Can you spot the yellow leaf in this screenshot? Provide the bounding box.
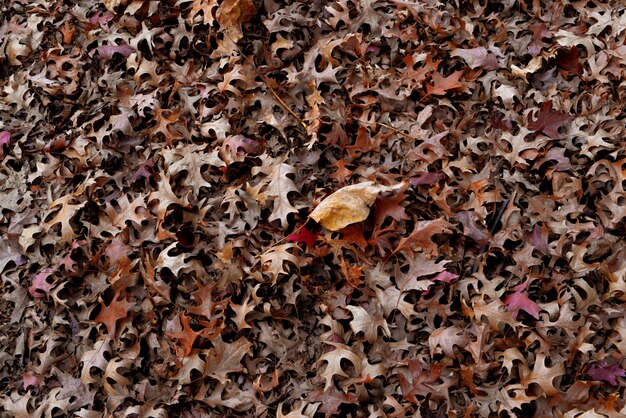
[309,182,402,231]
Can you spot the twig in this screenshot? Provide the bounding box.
[223,31,308,129]
[253,218,311,260]
[377,122,423,142]
[472,196,510,274]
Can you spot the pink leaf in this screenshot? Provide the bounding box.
[0,131,11,159]
[105,240,132,265]
[410,172,445,187]
[94,44,134,60]
[130,159,155,184]
[222,135,262,162]
[22,372,40,390]
[504,290,540,319]
[451,47,489,69]
[432,271,459,283]
[588,362,625,386]
[89,11,114,26]
[29,268,56,298]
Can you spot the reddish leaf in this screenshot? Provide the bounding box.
[286,225,319,247]
[393,218,454,257]
[588,362,626,386]
[555,46,582,75]
[374,192,409,229]
[89,11,114,27]
[166,313,202,357]
[458,211,490,245]
[22,371,40,390]
[328,159,353,183]
[217,0,257,27]
[427,70,463,96]
[94,289,133,337]
[528,23,552,56]
[94,44,134,60]
[29,269,56,298]
[432,270,459,283]
[308,386,358,415]
[130,159,154,184]
[410,172,445,187]
[527,101,573,139]
[341,224,368,250]
[0,131,11,159]
[504,289,540,320]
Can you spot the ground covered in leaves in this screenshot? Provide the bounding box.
[1,0,626,416]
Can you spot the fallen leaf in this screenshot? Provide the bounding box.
[503,286,540,320]
[94,289,133,337]
[0,130,11,159]
[427,70,463,96]
[286,225,319,247]
[29,269,56,298]
[527,101,573,139]
[216,0,256,27]
[93,44,135,60]
[451,47,489,69]
[588,362,626,386]
[555,46,582,75]
[310,182,403,231]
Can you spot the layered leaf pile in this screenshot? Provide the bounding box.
[1,0,626,416]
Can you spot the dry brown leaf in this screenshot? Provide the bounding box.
[216,0,256,27]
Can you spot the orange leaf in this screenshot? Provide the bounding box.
[427,70,464,96]
[166,313,202,357]
[95,290,133,337]
[216,0,256,27]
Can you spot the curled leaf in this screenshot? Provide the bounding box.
[217,0,256,27]
[309,182,402,231]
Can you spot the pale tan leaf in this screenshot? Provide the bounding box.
[310,182,402,231]
[317,342,362,391]
[346,304,390,343]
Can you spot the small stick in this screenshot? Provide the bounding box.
[377,122,423,142]
[223,31,308,129]
[472,196,510,274]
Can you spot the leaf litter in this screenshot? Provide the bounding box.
[1,0,626,416]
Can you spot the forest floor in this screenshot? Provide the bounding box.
[1,0,626,417]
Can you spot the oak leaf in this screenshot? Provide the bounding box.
[286,225,319,247]
[94,289,133,337]
[166,313,202,357]
[520,354,565,396]
[29,269,56,298]
[205,336,252,384]
[426,70,463,96]
[588,362,625,386]
[45,195,86,244]
[429,325,469,357]
[260,243,301,283]
[527,101,573,139]
[0,130,11,159]
[308,386,358,416]
[392,218,453,257]
[374,192,409,230]
[217,0,256,27]
[317,342,362,391]
[251,157,301,228]
[346,304,390,343]
[451,47,489,69]
[503,281,541,320]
